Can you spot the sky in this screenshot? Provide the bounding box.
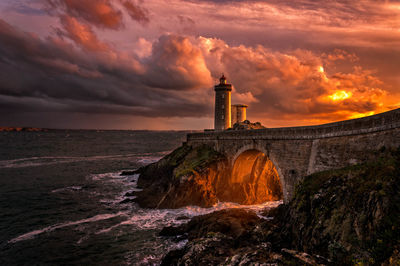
[0,0,399,130]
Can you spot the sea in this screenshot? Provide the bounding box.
[0,130,281,265]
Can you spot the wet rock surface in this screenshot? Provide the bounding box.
[160,148,400,265]
[133,144,284,208]
[160,209,324,265]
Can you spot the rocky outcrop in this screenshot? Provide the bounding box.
[230,120,266,130]
[132,144,284,208]
[160,148,400,265]
[132,144,229,208]
[275,147,400,264]
[160,209,328,265]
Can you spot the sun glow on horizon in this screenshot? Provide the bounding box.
[328,90,352,101]
[349,111,375,119]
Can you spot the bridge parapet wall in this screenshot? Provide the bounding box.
[187,108,400,142]
[185,108,400,203]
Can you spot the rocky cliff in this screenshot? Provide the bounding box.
[132,144,229,208]
[160,148,400,265]
[274,147,400,264]
[132,144,283,208]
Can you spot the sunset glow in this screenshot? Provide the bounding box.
[328,91,352,101]
[349,111,376,119]
[0,0,399,129]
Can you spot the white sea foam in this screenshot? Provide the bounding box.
[51,186,83,193]
[10,166,282,253]
[137,156,163,164]
[8,212,126,244]
[91,170,283,235]
[96,200,283,234]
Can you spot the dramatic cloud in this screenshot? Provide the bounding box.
[196,37,388,124]
[46,0,150,29]
[144,35,212,90]
[46,0,124,29]
[0,19,212,122]
[122,0,149,24]
[0,0,399,129]
[58,15,110,51]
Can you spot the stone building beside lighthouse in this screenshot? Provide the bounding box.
[231,104,248,126]
[214,75,248,131]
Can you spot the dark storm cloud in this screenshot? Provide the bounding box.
[0,20,212,118]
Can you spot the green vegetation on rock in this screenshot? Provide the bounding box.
[286,147,400,264]
[173,145,222,179]
[133,144,227,208]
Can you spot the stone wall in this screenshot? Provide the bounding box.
[186,108,400,202]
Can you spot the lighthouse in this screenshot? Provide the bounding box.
[214,75,232,130]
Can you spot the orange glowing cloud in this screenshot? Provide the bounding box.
[195,36,390,126]
[327,90,352,101]
[60,16,109,51]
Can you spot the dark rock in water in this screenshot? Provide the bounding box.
[119,198,136,204]
[161,209,271,265]
[160,209,260,239]
[161,208,321,265]
[183,208,261,240]
[159,225,186,237]
[176,215,190,220]
[124,191,136,197]
[120,170,139,176]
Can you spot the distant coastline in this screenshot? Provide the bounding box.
[0,127,49,132]
[0,127,200,132]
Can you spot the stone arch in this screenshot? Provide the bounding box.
[227,144,287,203]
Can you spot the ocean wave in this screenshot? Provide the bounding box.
[137,156,163,165]
[91,170,282,234]
[8,212,126,244]
[96,200,283,234]
[0,153,165,169]
[51,186,83,193]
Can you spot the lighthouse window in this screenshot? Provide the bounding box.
[222,94,225,98]
[222,105,224,109]
[221,115,224,119]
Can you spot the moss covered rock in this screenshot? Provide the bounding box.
[133,144,228,208]
[277,148,400,264]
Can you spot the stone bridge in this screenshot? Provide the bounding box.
[186,108,400,202]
